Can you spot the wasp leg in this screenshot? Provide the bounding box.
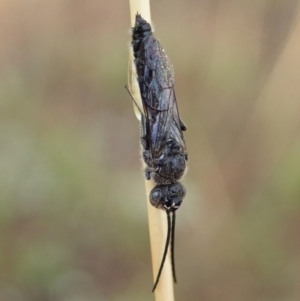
[179,118,187,131]
[139,113,148,150]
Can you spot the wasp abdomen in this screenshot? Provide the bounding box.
[132,14,152,58]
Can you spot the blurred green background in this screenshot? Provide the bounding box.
[1,0,300,300]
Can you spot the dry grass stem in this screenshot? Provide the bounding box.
[128,1,175,300]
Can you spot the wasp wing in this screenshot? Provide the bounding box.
[135,33,176,164]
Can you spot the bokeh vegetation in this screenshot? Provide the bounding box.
[1,1,300,300]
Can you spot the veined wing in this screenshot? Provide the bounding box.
[135,33,176,162]
[169,90,187,154]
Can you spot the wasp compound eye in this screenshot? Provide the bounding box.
[150,187,163,208]
[168,182,186,199]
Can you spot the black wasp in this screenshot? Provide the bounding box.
[130,14,188,292]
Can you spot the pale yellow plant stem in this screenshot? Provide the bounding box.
[128,1,175,300]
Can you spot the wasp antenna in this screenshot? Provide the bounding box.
[152,211,172,292]
[170,211,177,283]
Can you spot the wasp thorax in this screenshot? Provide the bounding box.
[154,154,186,184]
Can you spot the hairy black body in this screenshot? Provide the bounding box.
[131,14,188,292]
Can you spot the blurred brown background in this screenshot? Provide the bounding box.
[1,0,300,300]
